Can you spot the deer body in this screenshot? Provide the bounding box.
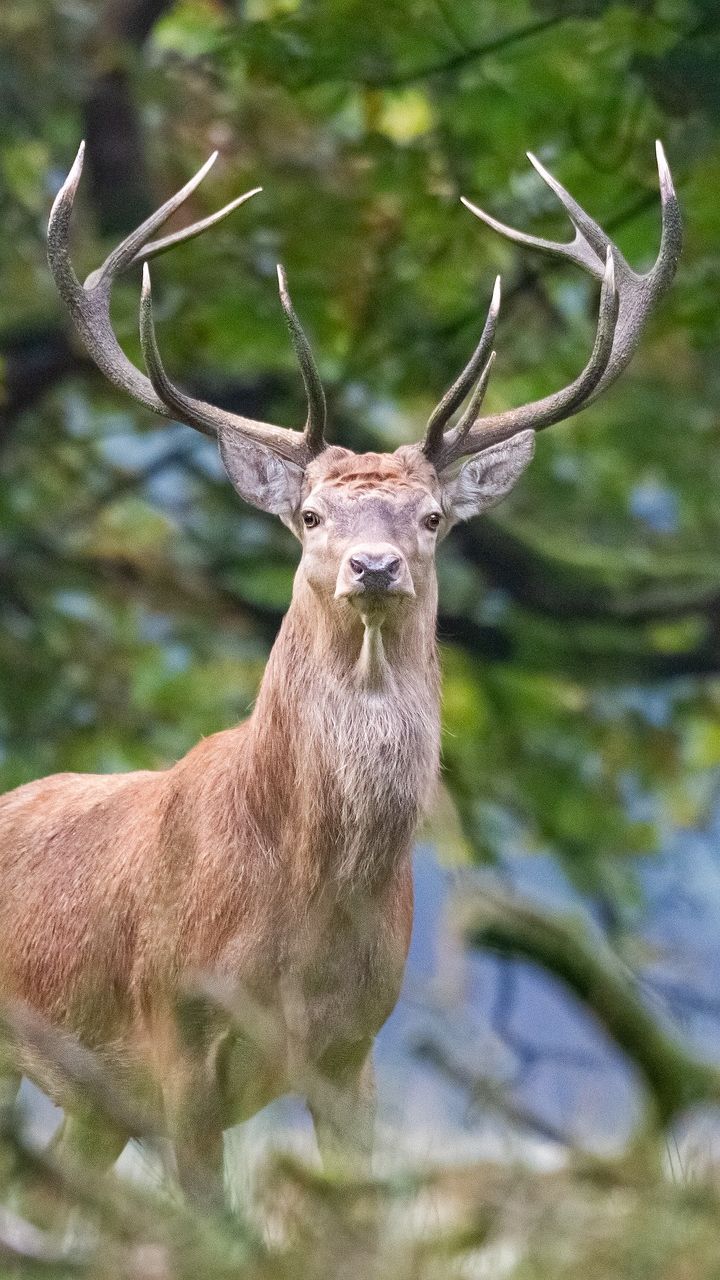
[1,449,445,1188]
[0,141,679,1198]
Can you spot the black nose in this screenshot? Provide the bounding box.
[349,552,401,591]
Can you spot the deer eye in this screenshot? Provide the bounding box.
[302,510,321,529]
[424,512,442,532]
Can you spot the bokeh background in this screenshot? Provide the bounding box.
[2,0,720,1274]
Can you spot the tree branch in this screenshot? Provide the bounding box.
[0,1204,88,1272]
[357,15,566,88]
[457,884,720,1125]
[453,520,720,626]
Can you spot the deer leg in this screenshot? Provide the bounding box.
[162,1043,227,1208]
[0,1069,20,1114]
[170,1107,225,1210]
[307,1042,376,1174]
[161,1047,226,1208]
[307,1049,380,1270]
[145,990,230,1208]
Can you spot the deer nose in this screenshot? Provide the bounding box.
[348,552,402,591]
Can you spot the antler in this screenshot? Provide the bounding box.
[422,142,681,472]
[48,143,327,467]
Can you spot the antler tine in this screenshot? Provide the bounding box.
[46,142,87,299]
[651,140,683,296]
[525,150,614,271]
[140,265,311,463]
[423,275,500,460]
[460,154,614,282]
[48,142,164,417]
[133,186,262,269]
[437,248,619,471]
[453,350,496,444]
[460,194,593,274]
[428,143,680,473]
[524,144,680,299]
[48,143,261,422]
[90,150,222,287]
[276,265,327,456]
[49,143,324,466]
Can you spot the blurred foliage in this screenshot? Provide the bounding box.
[1,0,720,1273]
[4,1032,720,1279]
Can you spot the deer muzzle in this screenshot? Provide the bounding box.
[335,544,415,605]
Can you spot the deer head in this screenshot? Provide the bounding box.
[48,144,681,633]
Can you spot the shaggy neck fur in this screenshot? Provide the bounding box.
[245,573,441,892]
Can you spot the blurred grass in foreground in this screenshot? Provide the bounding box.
[4,879,720,1279]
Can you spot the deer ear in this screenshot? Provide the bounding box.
[441,430,535,523]
[218,428,305,519]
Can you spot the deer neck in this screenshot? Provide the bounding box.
[246,577,441,888]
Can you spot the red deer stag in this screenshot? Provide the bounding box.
[0,143,680,1201]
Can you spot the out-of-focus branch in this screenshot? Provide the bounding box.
[353,16,566,87]
[0,1204,89,1271]
[453,520,720,626]
[413,1033,574,1148]
[457,884,720,1125]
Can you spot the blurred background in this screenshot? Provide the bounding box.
[1,0,720,1273]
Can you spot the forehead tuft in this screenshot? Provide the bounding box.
[306,446,438,497]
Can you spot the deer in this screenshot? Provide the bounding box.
[0,142,680,1203]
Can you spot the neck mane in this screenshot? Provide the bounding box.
[245,576,441,890]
